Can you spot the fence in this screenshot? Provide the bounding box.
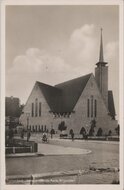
[6,139,38,154]
[6,146,31,154]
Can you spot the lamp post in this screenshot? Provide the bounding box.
[50,122,53,139]
[26,113,30,132]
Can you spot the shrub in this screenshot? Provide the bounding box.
[80,127,86,138]
[96,128,103,136]
[58,121,67,132]
[89,119,96,136]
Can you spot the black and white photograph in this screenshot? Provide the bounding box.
[0,0,124,189]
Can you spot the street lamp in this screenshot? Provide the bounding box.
[26,113,30,131]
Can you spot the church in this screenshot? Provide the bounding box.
[20,30,118,136]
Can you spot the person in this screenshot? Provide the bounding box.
[85,133,88,140]
[8,128,14,140]
[27,130,31,142]
[50,128,55,139]
[71,132,74,141]
[42,132,48,142]
[20,129,24,139]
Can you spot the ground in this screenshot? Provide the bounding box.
[6,134,119,184]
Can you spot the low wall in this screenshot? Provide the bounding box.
[61,136,119,141]
[6,139,38,154]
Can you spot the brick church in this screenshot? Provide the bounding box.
[20,30,118,136]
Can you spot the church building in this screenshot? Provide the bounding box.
[20,30,118,136]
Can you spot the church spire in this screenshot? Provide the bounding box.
[96,28,107,66]
[99,28,104,62]
[95,28,108,108]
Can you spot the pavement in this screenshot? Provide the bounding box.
[6,136,119,184]
[6,136,92,157]
[52,138,119,144]
[32,136,118,155]
[6,144,91,157]
[37,142,91,155]
[6,152,43,158]
[9,135,118,157]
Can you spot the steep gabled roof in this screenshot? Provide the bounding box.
[55,73,92,112]
[35,76,116,117]
[37,73,92,113]
[108,90,116,119]
[36,81,62,112]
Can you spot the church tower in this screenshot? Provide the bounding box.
[95,29,108,108]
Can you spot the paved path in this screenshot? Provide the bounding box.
[6,138,119,184]
[30,135,119,145]
[53,139,119,145]
[38,143,91,155]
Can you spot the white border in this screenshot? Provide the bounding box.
[0,0,123,5]
[119,1,124,189]
[0,0,123,190]
[1,0,6,189]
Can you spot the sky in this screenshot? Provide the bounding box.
[5,5,119,119]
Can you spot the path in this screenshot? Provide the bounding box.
[38,143,91,155]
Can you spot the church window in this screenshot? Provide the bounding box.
[87,99,90,117]
[39,102,42,116]
[31,103,34,117]
[94,99,97,117]
[91,96,93,117]
[35,98,38,117]
[41,125,43,132]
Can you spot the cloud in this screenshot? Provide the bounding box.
[105,41,119,89]
[65,24,98,75]
[105,41,119,118]
[105,41,119,61]
[9,48,73,75]
[6,48,79,103]
[6,24,119,110]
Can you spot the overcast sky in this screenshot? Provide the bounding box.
[5,5,119,119]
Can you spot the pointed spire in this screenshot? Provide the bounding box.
[99,28,104,62]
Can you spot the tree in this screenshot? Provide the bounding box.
[88,119,96,136]
[80,127,86,138]
[96,128,103,136]
[58,121,67,132]
[115,124,120,136]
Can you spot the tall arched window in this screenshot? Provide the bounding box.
[35,125,37,132]
[39,102,42,116]
[91,96,93,117]
[41,125,43,132]
[87,99,90,117]
[31,103,34,117]
[35,98,38,117]
[94,99,97,117]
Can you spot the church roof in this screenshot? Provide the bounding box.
[36,75,116,118]
[108,91,116,118]
[36,82,62,113]
[55,73,92,113]
[37,73,92,113]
